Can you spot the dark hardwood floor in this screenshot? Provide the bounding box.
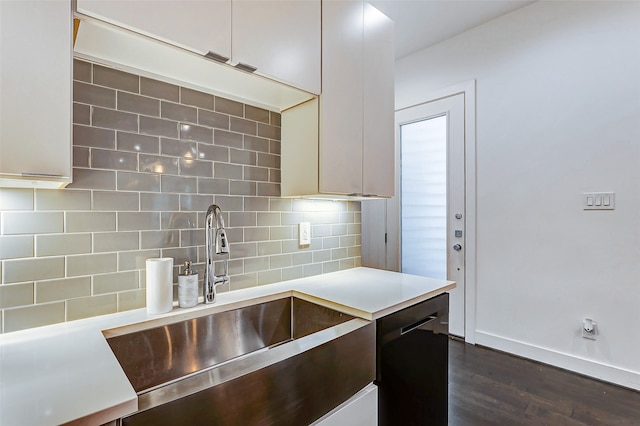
[448,338,640,425]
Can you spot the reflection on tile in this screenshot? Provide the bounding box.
[230,117,257,135]
[66,212,116,232]
[93,191,139,211]
[74,59,92,82]
[141,193,179,211]
[118,212,160,231]
[74,81,115,108]
[92,149,138,171]
[197,178,228,195]
[94,231,139,252]
[214,129,242,148]
[140,116,179,138]
[0,236,33,259]
[179,158,213,177]
[162,101,197,123]
[141,230,180,249]
[93,271,138,294]
[282,266,304,282]
[67,253,117,276]
[161,137,198,158]
[244,197,269,212]
[69,168,116,190]
[161,175,197,193]
[257,241,281,256]
[2,212,63,235]
[257,182,280,197]
[0,283,34,309]
[182,87,214,109]
[258,269,281,285]
[117,171,161,192]
[3,257,65,283]
[197,143,228,162]
[180,194,214,212]
[94,65,139,92]
[244,166,269,182]
[139,155,179,175]
[92,107,138,132]
[229,273,257,291]
[67,294,117,321]
[118,249,160,271]
[230,181,255,196]
[73,147,90,168]
[180,123,213,143]
[245,105,270,124]
[214,163,242,180]
[118,132,159,154]
[161,212,197,229]
[141,77,179,102]
[258,123,281,140]
[199,110,229,129]
[73,125,115,149]
[36,277,91,303]
[36,233,91,256]
[118,92,159,116]
[3,302,65,332]
[118,289,146,311]
[215,97,243,117]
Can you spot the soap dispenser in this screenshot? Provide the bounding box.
[178,261,198,308]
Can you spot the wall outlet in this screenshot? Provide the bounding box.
[582,318,597,340]
[299,222,311,246]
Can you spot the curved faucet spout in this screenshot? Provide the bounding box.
[204,204,229,304]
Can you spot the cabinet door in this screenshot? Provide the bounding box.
[76,0,231,59]
[362,4,395,197]
[0,0,72,186]
[320,0,364,196]
[232,0,320,94]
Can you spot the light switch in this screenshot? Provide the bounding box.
[299,222,311,246]
[583,192,615,210]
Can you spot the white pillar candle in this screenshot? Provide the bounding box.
[146,257,174,314]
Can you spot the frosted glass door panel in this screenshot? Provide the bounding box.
[401,115,447,279]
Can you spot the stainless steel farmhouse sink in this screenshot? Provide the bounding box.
[104,296,375,425]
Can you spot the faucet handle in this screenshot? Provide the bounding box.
[215,229,229,255]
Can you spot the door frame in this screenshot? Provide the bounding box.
[390,80,477,344]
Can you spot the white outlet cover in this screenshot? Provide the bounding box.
[299,222,311,245]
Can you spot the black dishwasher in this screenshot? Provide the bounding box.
[376,293,449,426]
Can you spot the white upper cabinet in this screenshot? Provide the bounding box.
[282,1,395,198]
[75,0,320,94]
[232,0,321,94]
[0,0,72,188]
[362,3,395,197]
[76,0,232,60]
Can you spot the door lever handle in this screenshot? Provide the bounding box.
[453,244,462,251]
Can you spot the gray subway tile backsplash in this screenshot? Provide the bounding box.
[0,59,361,333]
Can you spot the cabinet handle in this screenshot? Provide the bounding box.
[234,62,257,73]
[204,51,230,64]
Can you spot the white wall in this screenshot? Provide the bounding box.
[396,1,640,389]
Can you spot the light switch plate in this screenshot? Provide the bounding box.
[299,222,311,246]
[583,192,615,210]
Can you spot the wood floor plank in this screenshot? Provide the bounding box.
[448,339,640,425]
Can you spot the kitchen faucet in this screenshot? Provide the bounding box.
[204,204,229,304]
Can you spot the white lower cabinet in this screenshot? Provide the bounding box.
[312,383,378,426]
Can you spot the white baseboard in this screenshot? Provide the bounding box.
[474,331,640,391]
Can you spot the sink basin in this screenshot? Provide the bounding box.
[104,296,375,425]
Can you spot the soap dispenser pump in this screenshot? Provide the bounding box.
[178,260,198,308]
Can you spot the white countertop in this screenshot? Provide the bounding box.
[0,267,454,425]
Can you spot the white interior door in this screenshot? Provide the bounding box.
[396,94,466,337]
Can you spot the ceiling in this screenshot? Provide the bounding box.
[369,0,536,59]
